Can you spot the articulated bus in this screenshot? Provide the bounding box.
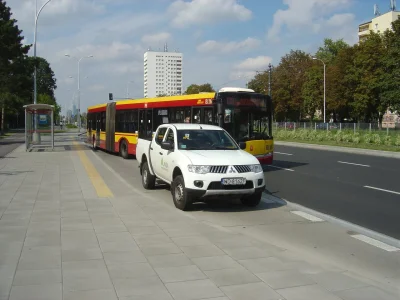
[86,87,273,164]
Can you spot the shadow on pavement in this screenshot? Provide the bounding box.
[0,140,24,146]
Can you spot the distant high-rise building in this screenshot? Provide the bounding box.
[66,110,72,124]
[144,44,183,98]
[72,104,77,117]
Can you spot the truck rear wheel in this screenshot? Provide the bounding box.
[141,162,155,189]
[171,175,192,211]
[241,192,262,207]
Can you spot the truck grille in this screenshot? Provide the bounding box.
[234,165,251,173]
[209,166,228,173]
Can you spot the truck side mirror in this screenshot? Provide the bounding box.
[239,142,246,150]
[161,141,174,151]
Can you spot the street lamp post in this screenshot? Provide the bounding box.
[65,54,93,132]
[312,57,326,123]
[268,63,272,97]
[32,0,53,142]
[126,81,134,99]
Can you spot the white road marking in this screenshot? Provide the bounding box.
[275,152,293,156]
[364,186,400,195]
[338,161,370,167]
[267,165,295,172]
[291,211,324,222]
[351,234,399,252]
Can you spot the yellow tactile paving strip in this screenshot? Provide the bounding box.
[73,142,113,198]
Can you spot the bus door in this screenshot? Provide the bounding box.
[95,113,101,147]
[191,107,214,124]
[105,102,116,152]
[138,109,153,140]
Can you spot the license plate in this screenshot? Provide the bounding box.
[221,178,246,185]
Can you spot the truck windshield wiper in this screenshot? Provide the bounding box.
[212,146,237,150]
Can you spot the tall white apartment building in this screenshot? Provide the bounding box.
[144,45,183,98]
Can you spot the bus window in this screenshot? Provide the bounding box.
[204,108,213,124]
[192,108,201,123]
[146,109,153,135]
[224,109,232,123]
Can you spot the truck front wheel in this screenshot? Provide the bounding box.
[171,175,192,211]
[141,162,156,189]
[241,192,262,207]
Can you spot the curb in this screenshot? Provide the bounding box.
[275,141,400,159]
[261,192,400,249]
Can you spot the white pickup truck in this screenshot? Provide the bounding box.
[136,124,265,211]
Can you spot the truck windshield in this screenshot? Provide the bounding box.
[176,129,239,150]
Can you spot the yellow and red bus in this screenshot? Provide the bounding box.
[86,87,273,164]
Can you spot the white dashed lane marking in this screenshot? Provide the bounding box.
[267,165,295,172]
[275,152,293,156]
[338,161,370,167]
[364,186,400,195]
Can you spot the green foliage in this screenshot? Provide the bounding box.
[246,20,400,123]
[66,124,77,128]
[395,136,400,147]
[0,1,60,128]
[185,83,215,94]
[275,128,400,149]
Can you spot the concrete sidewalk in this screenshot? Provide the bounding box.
[0,138,398,300]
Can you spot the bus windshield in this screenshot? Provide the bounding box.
[217,92,272,142]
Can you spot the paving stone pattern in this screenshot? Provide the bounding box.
[0,141,398,300]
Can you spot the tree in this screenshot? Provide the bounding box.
[27,57,57,98]
[350,32,385,122]
[380,19,400,114]
[301,66,323,120]
[37,94,61,120]
[0,0,31,133]
[315,38,350,63]
[185,83,215,94]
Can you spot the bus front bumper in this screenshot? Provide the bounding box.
[255,152,273,165]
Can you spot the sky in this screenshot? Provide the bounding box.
[8,0,393,115]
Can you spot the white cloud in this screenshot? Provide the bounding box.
[229,56,273,80]
[88,84,105,92]
[197,37,261,54]
[235,56,273,71]
[168,0,252,28]
[141,32,171,45]
[267,0,354,41]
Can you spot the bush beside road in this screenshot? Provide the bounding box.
[275,128,400,152]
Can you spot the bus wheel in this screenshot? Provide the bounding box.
[120,140,129,159]
[92,136,97,150]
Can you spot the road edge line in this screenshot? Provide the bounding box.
[261,192,400,249]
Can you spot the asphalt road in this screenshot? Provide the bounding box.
[264,145,400,239]
[0,133,24,158]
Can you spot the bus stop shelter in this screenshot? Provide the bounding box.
[23,104,54,151]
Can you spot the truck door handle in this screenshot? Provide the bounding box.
[159,152,163,155]
[150,147,153,150]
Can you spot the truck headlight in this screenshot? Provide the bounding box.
[248,164,263,173]
[187,165,210,174]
